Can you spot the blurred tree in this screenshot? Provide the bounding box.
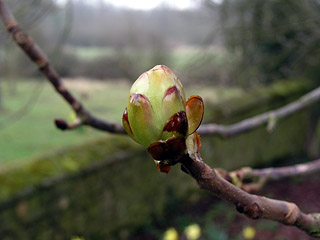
[218,0,320,85]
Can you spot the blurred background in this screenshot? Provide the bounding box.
[0,0,319,239]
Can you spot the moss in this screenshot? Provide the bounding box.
[0,135,140,201]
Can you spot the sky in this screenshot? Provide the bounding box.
[56,0,200,10]
[102,0,198,10]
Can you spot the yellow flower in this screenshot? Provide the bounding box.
[184,223,201,240]
[242,226,256,239]
[71,236,85,240]
[163,227,179,240]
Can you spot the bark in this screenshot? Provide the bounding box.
[180,155,320,238]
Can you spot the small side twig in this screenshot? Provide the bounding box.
[180,155,320,238]
[0,0,125,134]
[250,158,320,181]
[217,158,320,193]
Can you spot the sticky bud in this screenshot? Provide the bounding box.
[122,65,204,172]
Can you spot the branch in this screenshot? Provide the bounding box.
[198,85,320,137]
[217,158,320,193]
[0,0,125,134]
[180,155,320,238]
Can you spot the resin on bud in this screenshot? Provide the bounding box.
[123,65,204,173]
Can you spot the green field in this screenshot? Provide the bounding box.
[0,78,131,166]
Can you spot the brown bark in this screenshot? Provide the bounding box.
[180,155,320,238]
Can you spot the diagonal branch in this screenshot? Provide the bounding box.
[0,0,125,134]
[180,155,320,238]
[198,85,320,137]
[217,158,320,193]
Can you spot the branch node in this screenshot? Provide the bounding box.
[54,119,69,131]
[283,202,300,225]
[14,30,27,44]
[267,112,277,133]
[237,202,262,220]
[201,164,216,179]
[236,202,245,213]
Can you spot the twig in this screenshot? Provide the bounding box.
[180,155,320,238]
[0,0,125,134]
[217,158,320,193]
[251,158,320,180]
[198,85,320,137]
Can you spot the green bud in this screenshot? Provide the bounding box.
[123,65,204,172]
[123,65,186,147]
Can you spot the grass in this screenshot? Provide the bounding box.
[0,78,131,166]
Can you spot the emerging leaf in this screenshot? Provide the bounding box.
[127,93,158,147]
[147,137,186,161]
[186,132,202,162]
[162,111,188,140]
[162,86,185,121]
[122,108,135,140]
[186,96,204,135]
